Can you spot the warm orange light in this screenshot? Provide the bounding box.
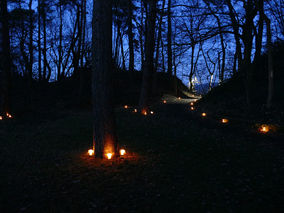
[222,118,229,123]
[124,105,128,109]
[144,111,147,115]
[163,100,167,104]
[201,113,207,117]
[106,153,112,159]
[134,109,137,113]
[259,125,269,133]
[190,102,194,106]
[190,107,194,111]
[6,113,12,118]
[88,149,94,156]
[178,97,181,100]
[120,149,126,156]
[0,116,2,120]
[150,111,154,114]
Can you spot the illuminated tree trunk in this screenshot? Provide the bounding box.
[92,0,118,159]
[38,0,42,81]
[0,0,12,114]
[139,0,156,112]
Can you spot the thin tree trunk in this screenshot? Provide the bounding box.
[38,0,42,81]
[140,0,144,71]
[58,0,63,81]
[139,0,156,112]
[28,0,34,81]
[92,0,118,159]
[167,0,172,76]
[43,8,47,81]
[264,15,273,109]
[128,0,134,71]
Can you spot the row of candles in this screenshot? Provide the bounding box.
[188,100,270,133]
[0,113,13,120]
[88,148,126,159]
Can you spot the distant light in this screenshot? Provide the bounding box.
[6,113,12,118]
[222,118,229,123]
[124,105,128,109]
[190,107,194,111]
[163,100,167,104]
[143,111,147,116]
[120,149,126,156]
[88,149,94,156]
[178,97,181,100]
[259,125,269,133]
[0,116,2,120]
[134,109,137,113]
[190,102,194,106]
[201,113,207,117]
[106,153,112,159]
[150,111,154,114]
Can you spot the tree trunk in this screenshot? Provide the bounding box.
[92,0,118,159]
[139,0,156,112]
[0,0,12,114]
[264,15,273,109]
[139,0,144,71]
[167,0,172,76]
[43,7,47,81]
[58,0,63,81]
[38,0,42,81]
[28,0,34,81]
[128,0,134,71]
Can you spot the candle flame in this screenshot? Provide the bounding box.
[178,97,181,100]
[124,105,128,109]
[120,149,126,156]
[0,116,2,120]
[190,102,194,106]
[163,100,167,104]
[106,153,112,159]
[260,125,269,133]
[150,111,154,114]
[134,109,137,113]
[202,113,206,117]
[190,107,194,111]
[222,118,229,123]
[88,149,94,156]
[6,113,12,118]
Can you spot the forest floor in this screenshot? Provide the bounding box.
[0,95,283,213]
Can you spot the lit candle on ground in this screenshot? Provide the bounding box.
[106,153,112,159]
[190,107,194,111]
[88,149,94,156]
[190,102,194,106]
[178,97,181,100]
[124,105,128,109]
[150,111,154,114]
[221,118,229,123]
[6,113,12,118]
[0,116,2,120]
[134,109,137,113]
[260,125,269,133]
[201,113,207,117]
[120,149,126,156]
[163,100,167,104]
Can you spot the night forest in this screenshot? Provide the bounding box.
[0,0,284,212]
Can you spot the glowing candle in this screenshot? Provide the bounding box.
[124,105,128,109]
[260,125,269,133]
[144,111,147,115]
[163,100,167,104]
[201,113,206,117]
[190,102,194,106]
[178,97,181,100]
[120,149,126,156]
[190,107,194,111]
[106,153,112,160]
[88,149,94,156]
[222,118,229,123]
[134,109,137,113]
[0,116,2,120]
[150,111,154,114]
